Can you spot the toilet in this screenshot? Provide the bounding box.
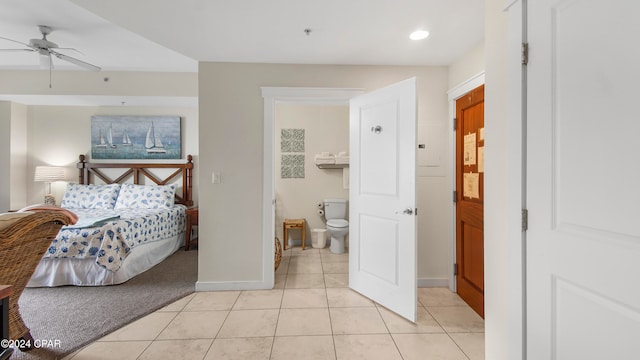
[323,198,348,254]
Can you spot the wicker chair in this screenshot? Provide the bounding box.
[0,210,74,348]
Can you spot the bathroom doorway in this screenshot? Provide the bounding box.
[273,103,350,251]
[262,82,419,322]
[261,87,362,293]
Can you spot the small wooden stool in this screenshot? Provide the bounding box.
[283,218,306,250]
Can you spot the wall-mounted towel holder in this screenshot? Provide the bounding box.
[316,163,348,169]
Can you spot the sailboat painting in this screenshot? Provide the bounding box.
[121,129,133,146]
[91,115,181,159]
[145,122,167,153]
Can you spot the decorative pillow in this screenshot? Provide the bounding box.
[60,184,121,209]
[114,183,176,209]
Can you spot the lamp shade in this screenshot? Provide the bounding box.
[34,166,66,182]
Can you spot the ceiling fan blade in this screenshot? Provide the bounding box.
[0,48,35,52]
[51,51,101,71]
[0,35,32,48]
[56,47,83,55]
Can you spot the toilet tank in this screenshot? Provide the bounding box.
[323,198,347,220]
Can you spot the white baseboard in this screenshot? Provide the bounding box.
[195,280,272,291]
[417,277,450,288]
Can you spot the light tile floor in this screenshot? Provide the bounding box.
[65,247,485,360]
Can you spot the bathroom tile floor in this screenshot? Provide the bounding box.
[64,247,485,360]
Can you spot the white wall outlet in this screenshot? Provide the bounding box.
[212,171,221,184]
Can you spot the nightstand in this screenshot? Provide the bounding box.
[0,285,13,360]
[185,207,198,251]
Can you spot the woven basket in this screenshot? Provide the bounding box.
[0,210,73,342]
[274,236,282,271]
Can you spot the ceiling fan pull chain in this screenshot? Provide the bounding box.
[49,55,52,88]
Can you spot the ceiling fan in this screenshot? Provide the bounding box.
[0,25,101,72]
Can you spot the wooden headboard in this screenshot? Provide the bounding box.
[77,154,194,207]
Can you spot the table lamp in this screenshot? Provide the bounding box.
[34,166,66,205]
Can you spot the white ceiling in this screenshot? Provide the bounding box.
[0,0,483,106]
[1,0,484,71]
[0,0,197,71]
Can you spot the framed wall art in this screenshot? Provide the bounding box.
[91,115,181,159]
[280,128,305,178]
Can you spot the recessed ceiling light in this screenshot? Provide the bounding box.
[409,30,430,40]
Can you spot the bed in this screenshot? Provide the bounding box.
[27,154,194,287]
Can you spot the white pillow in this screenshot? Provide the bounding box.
[114,184,176,209]
[60,184,121,209]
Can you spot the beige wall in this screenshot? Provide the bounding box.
[0,70,197,97]
[26,105,199,206]
[10,103,28,210]
[0,102,29,211]
[198,62,451,287]
[0,69,199,208]
[0,102,10,211]
[274,104,349,246]
[448,42,485,89]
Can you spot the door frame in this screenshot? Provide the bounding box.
[447,72,485,291]
[261,87,365,286]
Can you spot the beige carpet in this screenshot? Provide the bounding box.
[10,249,197,360]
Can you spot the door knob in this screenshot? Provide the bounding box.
[396,208,413,215]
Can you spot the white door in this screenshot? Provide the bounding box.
[527,1,640,359]
[349,78,417,322]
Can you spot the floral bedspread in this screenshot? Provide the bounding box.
[45,205,186,272]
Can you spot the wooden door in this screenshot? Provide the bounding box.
[349,78,417,322]
[455,85,484,318]
[527,1,640,358]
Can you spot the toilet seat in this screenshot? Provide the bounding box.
[327,219,349,228]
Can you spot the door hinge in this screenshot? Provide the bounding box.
[522,208,528,231]
[454,263,458,276]
[453,191,457,203]
[522,42,529,66]
[415,208,418,216]
[453,117,457,131]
